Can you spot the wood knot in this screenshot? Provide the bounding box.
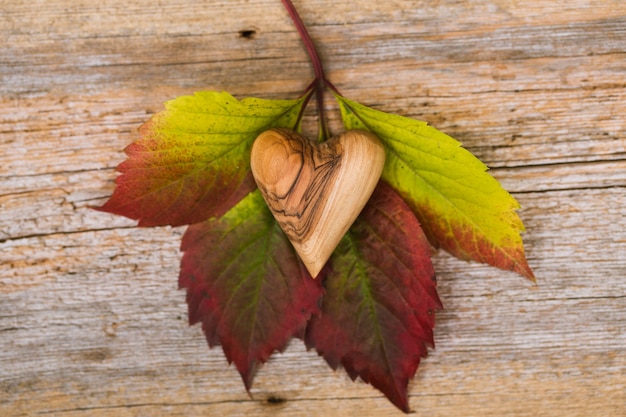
[266,395,286,405]
[238,29,257,39]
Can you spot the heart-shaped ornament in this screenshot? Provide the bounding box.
[250,128,386,277]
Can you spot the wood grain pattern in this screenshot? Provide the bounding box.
[250,128,385,277]
[1,0,625,416]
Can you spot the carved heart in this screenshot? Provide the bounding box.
[250,128,385,277]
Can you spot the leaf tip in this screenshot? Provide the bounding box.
[517,259,536,283]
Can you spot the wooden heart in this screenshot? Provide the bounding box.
[250,128,385,277]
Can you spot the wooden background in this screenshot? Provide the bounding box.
[1,0,625,415]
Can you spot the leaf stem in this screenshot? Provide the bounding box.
[281,0,333,141]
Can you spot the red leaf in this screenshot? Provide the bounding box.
[305,181,442,413]
[179,191,324,389]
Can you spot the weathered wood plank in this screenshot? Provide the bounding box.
[1,0,625,416]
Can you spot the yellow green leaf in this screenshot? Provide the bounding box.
[97,91,308,226]
[336,95,534,280]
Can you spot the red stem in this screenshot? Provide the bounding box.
[281,0,331,141]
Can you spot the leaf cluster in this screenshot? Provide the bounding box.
[97,90,532,412]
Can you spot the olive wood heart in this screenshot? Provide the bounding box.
[250,128,385,277]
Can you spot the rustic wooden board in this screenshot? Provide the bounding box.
[1,0,625,416]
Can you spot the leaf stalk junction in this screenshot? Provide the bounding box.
[281,0,340,142]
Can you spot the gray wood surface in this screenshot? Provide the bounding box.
[1,1,625,415]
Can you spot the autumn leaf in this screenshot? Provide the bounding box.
[336,95,534,280]
[179,190,324,389]
[306,181,442,412]
[97,91,309,226]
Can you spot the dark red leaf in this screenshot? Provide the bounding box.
[179,191,324,389]
[305,181,442,412]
